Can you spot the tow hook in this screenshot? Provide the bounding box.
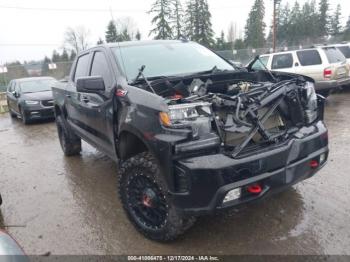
[247,184,263,194]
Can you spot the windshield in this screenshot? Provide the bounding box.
[20,79,54,93]
[112,42,234,81]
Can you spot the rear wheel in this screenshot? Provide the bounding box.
[119,152,196,242]
[56,115,81,156]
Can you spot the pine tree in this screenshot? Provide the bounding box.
[172,0,184,39]
[61,49,69,61]
[288,1,302,45]
[135,30,141,40]
[244,0,266,48]
[185,0,214,47]
[343,16,350,41]
[97,38,104,45]
[234,39,245,50]
[105,20,118,43]
[318,0,330,36]
[184,0,195,39]
[276,3,290,46]
[121,29,131,41]
[52,50,60,62]
[148,0,173,39]
[330,4,342,36]
[70,50,77,61]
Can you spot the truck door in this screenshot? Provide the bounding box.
[77,50,116,155]
[65,52,91,135]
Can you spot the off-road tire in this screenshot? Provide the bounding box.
[20,107,30,125]
[56,115,81,156]
[119,152,196,242]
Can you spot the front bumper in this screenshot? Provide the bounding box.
[315,77,350,91]
[23,106,55,120]
[171,121,328,215]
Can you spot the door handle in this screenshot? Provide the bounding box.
[66,94,71,98]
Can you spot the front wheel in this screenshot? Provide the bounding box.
[119,152,196,242]
[20,107,30,124]
[56,115,81,156]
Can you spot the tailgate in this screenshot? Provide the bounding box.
[333,62,349,79]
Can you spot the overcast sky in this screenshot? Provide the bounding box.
[0,0,348,63]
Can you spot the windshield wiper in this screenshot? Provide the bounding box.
[252,55,278,83]
[181,66,233,78]
[131,65,156,94]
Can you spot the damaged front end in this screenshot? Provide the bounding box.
[132,70,328,214]
[154,72,324,159]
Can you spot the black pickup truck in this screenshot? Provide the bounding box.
[52,40,329,241]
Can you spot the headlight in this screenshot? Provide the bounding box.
[159,102,212,127]
[303,82,318,123]
[25,100,39,105]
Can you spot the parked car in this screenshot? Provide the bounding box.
[249,46,350,96]
[6,77,56,124]
[53,40,328,241]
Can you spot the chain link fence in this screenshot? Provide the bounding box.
[0,61,73,91]
[216,45,303,65]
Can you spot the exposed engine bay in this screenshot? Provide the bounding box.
[136,71,321,158]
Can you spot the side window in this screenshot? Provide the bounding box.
[90,52,113,89]
[14,83,20,93]
[297,50,322,66]
[251,56,269,70]
[74,54,90,81]
[323,47,346,64]
[7,81,13,92]
[271,53,293,69]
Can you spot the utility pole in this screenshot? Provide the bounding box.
[273,0,281,52]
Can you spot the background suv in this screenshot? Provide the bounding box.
[7,77,56,124]
[250,46,350,96]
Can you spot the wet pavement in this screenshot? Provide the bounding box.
[0,91,350,255]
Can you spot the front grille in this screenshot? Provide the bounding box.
[41,100,54,107]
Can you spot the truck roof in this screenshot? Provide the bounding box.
[13,76,55,83]
[93,40,191,50]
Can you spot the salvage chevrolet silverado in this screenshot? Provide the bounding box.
[52,40,329,241]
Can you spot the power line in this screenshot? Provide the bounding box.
[0,4,245,13]
[0,44,61,46]
[0,4,145,13]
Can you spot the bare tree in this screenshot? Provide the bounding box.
[115,17,138,40]
[64,26,90,54]
[227,22,236,45]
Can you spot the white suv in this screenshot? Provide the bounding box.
[250,47,350,96]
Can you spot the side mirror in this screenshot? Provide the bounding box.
[76,76,105,93]
[12,91,19,98]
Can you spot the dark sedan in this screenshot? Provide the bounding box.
[6,77,56,124]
